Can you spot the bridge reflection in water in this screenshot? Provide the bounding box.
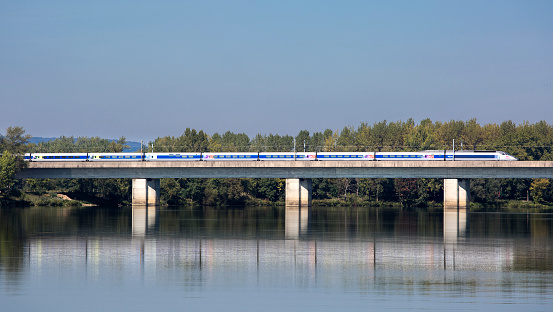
[115,205,513,275]
[132,205,157,236]
[5,205,551,312]
[18,206,550,288]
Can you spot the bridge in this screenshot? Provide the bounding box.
[16,161,553,208]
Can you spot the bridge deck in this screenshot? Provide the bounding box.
[17,161,553,179]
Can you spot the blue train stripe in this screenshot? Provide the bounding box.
[157,155,200,159]
[454,155,496,159]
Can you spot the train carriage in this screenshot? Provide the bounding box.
[376,152,443,160]
[25,153,89,161]
[202,152,259,161]
[145,153,201,161]
[88,153,142,161]
[259,152,316,161]
[316,152,375,160]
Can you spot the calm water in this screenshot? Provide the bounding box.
[1,206,553,311]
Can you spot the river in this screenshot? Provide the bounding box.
[1,206,552,311]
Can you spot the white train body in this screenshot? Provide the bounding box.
[24,150,518,162]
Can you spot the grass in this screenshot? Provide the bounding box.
[21,192,88,207]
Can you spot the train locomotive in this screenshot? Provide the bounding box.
[24,150,518,162]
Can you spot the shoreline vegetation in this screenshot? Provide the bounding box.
[2,119,553,210]
[3,192,552,214]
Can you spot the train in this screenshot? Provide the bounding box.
[24,150,518,161]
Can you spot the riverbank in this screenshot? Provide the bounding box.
[3,191,552,211]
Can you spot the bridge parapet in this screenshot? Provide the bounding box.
[16,161,553,179]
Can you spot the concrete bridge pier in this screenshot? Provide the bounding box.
[444,179,470,211]
[286,178,312,207]
[132,178,160,206]
[285,179,312,239]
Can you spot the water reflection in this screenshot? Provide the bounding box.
[1,206,553,310]
[284,205,310,239]
[443,210,468,243]
[132,205,158,236]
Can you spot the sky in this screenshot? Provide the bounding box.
[1,0,552,142]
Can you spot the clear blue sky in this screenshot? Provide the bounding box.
[1,0,552,141]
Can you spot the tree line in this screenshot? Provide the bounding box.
[1,119,553,207]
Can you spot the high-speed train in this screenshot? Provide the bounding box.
[24,150,518,162]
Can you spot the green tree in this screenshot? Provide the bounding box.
[2,126,31,155]
[252,178,285,202]
[179,128,209,152]
[251,134,267,152]
[404,118,438,151]
[312,178,338,199]
[395,178,418,206]
[323,130,339,152]
[471,179,501,205]
[311,132,325,152]
[530,178,550,204]
[209,133,223,152]
[295,130,311,152]
[337,127,356,151]
[0,151,17,195]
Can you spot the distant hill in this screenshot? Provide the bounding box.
[28,137,143,152]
